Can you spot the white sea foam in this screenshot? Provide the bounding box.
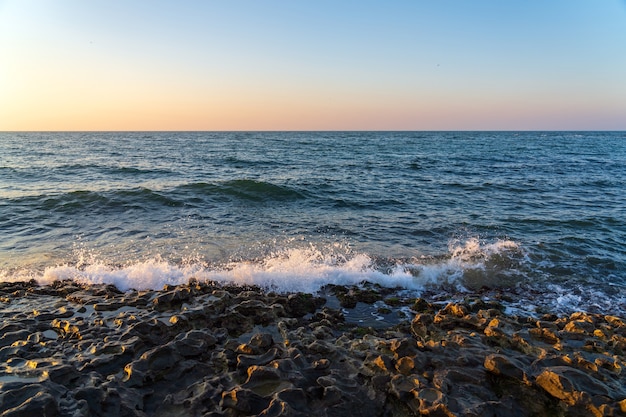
[36,238,523,293]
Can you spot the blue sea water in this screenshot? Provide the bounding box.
[1,131,625,316]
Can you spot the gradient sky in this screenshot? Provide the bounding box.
[1,0,625,131]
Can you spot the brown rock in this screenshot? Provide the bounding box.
[484,354,527,382]
[529,327,560,345]
[389,338,417,359]
[564,320,595,334]
[395,356,415,375]
[441,302,469,318]
[535,366,612,406]
[411,313,433,338]
[370,354,394,373]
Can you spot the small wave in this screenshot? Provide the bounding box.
[177,180,306,202]
[5,237,623,316]
[222,156,285,168]
[103,166,175,176]
[21,188,183,213]
[32,238,524,293]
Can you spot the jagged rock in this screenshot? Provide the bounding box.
[221,387,271,414]
[169,329,217,357]
[389,338,418,358]
[285,293,324,317]
[237,347,280,369]
[535,366,613,406]
[275,388,309,412]
[1,391,59,417]
[484,354,527,382]
[1,281,625,417]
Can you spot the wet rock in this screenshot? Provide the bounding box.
[1,392,59,417]
[125,319,170,345]
[123,344,182,386]
[1,281,625,417]
[93,301,125,312]
[389,374,419,401]
[412,297,434,312]
[285,293,324,317]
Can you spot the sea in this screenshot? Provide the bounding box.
[1,131,624,317]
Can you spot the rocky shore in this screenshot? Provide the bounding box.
[1,280,625,417]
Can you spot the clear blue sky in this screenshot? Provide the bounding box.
[1,0,625,130]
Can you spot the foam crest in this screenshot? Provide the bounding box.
[403,238,524,290]
[35,239,523,293]
[41,260,198,291]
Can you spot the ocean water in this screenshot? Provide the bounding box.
[1,131,625,316]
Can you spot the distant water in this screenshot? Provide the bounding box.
[1,131,625,316]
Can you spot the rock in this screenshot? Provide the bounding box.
[484,354,527,382]
[1,391,59,417]
[395,356,415,375]
[44,364,81,385]
[152,287,191,310]
[170,329,217,357]
[529,327,560,345]
[412,298,433,312]
[260,399,305,417]
[276,388,309,412]
[321,385,342,406]
[411,313,433,338]
[284,293,323,317]
[250,332,274,350]
[221,388,271,415]
[368,354,394,373]
[0,330,31,346]
[237,347,280,369]
[243,365,282,394]
[441,303,469,318]
[389,374,419,401]
[389,338,417,359]
[535,366,612,406]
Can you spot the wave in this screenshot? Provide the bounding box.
[5,179,306,211]
[8,189,183,213]
[2,236,623,316]
[20,238,525,293]
[176,180,306,202]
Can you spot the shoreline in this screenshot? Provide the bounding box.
[1,280,625,416]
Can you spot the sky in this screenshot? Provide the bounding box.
[1,0,625,131]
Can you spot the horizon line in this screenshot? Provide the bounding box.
[2,129,625,133]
